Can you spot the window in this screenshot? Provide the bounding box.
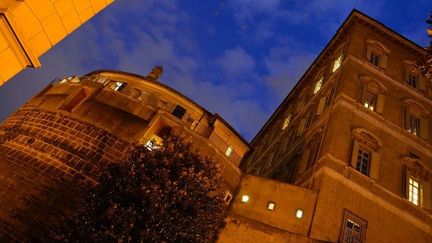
[407,74,417,88]
[402,158,432,210]
[408,115,420,136]
[366,41,389,69]
[172,105,187,119]
[404,101,429,139]
[351,129,381,180]
[282,115,291,130]
[332,54,343,72]
[267,201,276,211]
[145,140,158,150]
[363,90,377,111]
[408,177,420,205]
[369,52,380,66]
[313,77,323,94]
[360,79,386,114]
[225,146,234,157]
[111,81,126,91]
[356,148,371,176]
[404,63,426,91]
[340,210,367,243]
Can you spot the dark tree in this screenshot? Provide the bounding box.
[419,13,432,78]
[49,132,226,242]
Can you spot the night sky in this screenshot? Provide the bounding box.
[0,0,431,141]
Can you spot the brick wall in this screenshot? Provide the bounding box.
[0,107,130,240]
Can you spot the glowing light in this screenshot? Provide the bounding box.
[267,202,276,210]
[295,209,304,219]
[241,195,249,203]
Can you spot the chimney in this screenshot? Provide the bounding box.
[147,66,163,81]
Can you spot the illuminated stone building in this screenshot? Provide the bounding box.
[1,9,431,243]
[0,0,114,85]
[222,10,432,242]
[0,68,249,240]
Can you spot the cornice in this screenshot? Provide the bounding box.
[333,94,432,158]
[347,55,432,108]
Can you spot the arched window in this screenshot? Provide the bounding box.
[350,128,382,179]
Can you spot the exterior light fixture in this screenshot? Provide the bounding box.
[241,195,249,203]
[267,202,276,211]
[295,209,304,219]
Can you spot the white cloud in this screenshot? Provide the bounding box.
[216,46,256,79]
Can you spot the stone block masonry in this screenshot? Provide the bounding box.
[0,106,130,240]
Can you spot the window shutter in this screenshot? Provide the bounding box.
[366,47,372,61]
[351,142,359,168]
[404,168,410,199]
[420,118,429,140]
[316,97,326,115]
[404,110,410,130]
[298,149,311,174]
[418,77,426,91]
[380,55,388,69]
[297,119,306,136]
[405,71,410,83]
[422,180,432,210]
[370,152,380,179]
[376,94,385,114]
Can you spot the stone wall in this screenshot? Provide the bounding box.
[0,106,130,240]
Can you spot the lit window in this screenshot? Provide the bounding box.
[295,209,303,219]
[363,90,377,111]
[369,52,380,66]
[408,177,420,205]
[313,77,323,94]
[225,146,234,157]
[267,202,276,211]
[408,115,419,136]
[145,140,159,151]
[282,115,291,130]
[332,54,343,72]
[356,148,370,176]
[111,81,126,91]
[241,195,249,203]
[407,74,417,88]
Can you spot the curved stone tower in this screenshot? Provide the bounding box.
[0,68,249,240]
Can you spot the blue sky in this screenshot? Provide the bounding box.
[0,0,431,141]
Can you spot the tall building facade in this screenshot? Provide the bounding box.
[0,68,249,240]
[224,10,432,242]
[1,9,431,243]
[0,0,114,85]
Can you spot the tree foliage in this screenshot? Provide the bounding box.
[419,13,432,78]
[55,134,225,242]
[49,132,226,242]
